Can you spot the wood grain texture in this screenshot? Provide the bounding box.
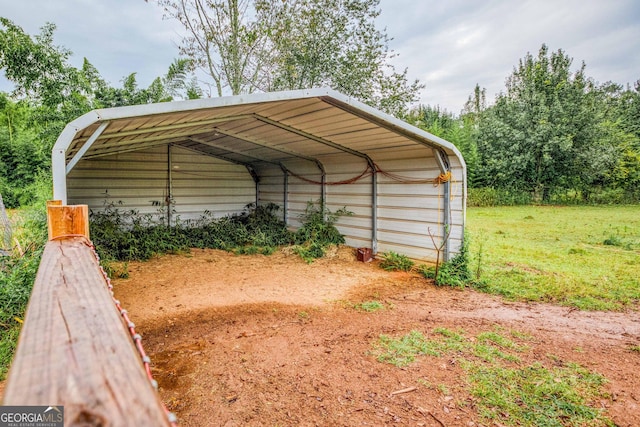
[47,204,90,241]
[2,237,171,426]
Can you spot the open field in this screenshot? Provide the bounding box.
[467,205,640,310]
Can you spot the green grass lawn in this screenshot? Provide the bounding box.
[466,205,640,311]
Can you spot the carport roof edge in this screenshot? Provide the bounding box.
[54,88,462,156]
[51,87,466,203]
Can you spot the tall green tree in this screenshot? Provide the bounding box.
[618,80,640,139]
[591,81,640,200]
[263,0,422,116]
[154,0,269,96]
[0,94,48,207]
[475,44,604,201]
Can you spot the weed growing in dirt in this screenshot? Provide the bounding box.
[603,233,637,250]
[466,206,640,310]
[354,300,385,312]
[375,330,440,366]
[417,232,476,288]
[416,377,433,389]
[373,327,613,426]
[292,202,352,263]
[437,384,450,395]
[469,363,610,426]
[629,345,640,353]
[379,251,414,272]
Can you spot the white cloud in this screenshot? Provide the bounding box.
[379,0,640,112]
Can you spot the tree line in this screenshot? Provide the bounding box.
[1,0,639,208]
[406,45,640,204]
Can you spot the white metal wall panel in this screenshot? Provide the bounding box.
[169,146,255,221]
[371,148,464,261]
[254,148,465,262]
[254,159,323,225]
[67,146,168,216]
[253,163,286,220]
[316,154,374,249]
[67,145,255,223]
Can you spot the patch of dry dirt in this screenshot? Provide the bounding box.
[110,247,640,426]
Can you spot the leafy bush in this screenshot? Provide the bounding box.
[416,263,435,279]
[294,202,351,246]
[292,202,352,263]
[90,201,349,265]
[90,204,190,265]
[91,203,289,263]
[468,187,533,207]
[469,186,640,207]
[233,203,294,247]
[435,235,472,287]
[379,251,414,272]
[417,233,473,287]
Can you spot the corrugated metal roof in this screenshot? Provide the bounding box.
[53,88,465,203]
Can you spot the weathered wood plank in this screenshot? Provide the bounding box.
[2,237,171,426]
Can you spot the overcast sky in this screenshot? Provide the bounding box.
[1,0,639,113]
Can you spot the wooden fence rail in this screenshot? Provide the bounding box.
[2,204,171,426]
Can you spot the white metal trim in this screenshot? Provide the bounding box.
[66,122,110,174]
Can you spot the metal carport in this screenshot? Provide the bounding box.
[52,88,466,261]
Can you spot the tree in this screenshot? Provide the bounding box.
[0,94,48,207]
[0,18,83,108]
[474,44,603,201]
[590,80,640,200]
[618,80,640,139]
[263,0,422,116]
[405,105,479,183]
[154,0,268,96]
[461,84,487,121]
[152,0,423,116]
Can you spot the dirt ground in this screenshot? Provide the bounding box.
[111,246,640,427]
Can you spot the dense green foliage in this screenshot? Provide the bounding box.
[418,232,473,287]
[0,94,49,207]
[0,205,48,380]
[405,45,640,205]
[379,251,414,272]
[0,18,198,207]
[292,202,352,262]
[90,201,350,268]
